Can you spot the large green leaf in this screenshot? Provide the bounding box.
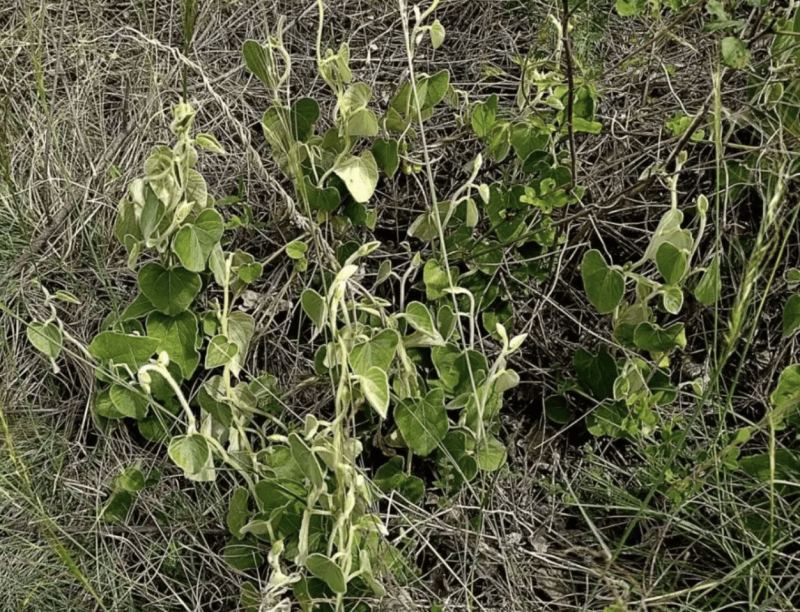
[305,554,346,594]
[242,40,277,89]
[303,176,340,212]
[695,256,721,306]
[476,435,507,471]
[290,97,319,141]
[227,487,249,539]
[301,288,326,329]
[371,137,399,178]
[173,209,224,272]
[404,302,437,336]
[771,364,800,427]
[205,335,239,369]
[582,250,624,314]
[395,389,449,457]
[168,434,211,477]
[340,83,372,114]
[656,243,688,285]
[88,332,161,370]
[227,311,255,377]
[782,294,800,338]
[138,264,201,316]
[349,329,399,377]
[373,456,424,504]
[634,322,686,352]
[419,70,450,110]
[344,108,379,137]
[146,311,200,378]
[357,366,390,418]
[288,433,324,489]
[471,95,497,138]
[573,345,618,401]
[333,151,378,203]
[27,322,62,360]
[109,384,149,419]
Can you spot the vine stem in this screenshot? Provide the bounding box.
[138,362,196,432]
[561,0,577,191]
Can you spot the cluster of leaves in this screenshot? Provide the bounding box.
[411,30,602,342]
[241,16,450,236]
[548,164,715,441]
[302,276,523,498]
[102,465,160,523]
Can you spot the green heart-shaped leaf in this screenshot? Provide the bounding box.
[476,435,507,471]
[634,322,686,353]
[173,209,224,272]
[574,345,618,401]
[371,138,399,178]
[333,151,378,203]
[782,294,800,338]
[109,384,149,419]
[27,322,62,360]
[373,456,425,504]
[419,70,450,110]
[138,264,201,316]
[357,366,390,419]
[88,331,161,370]
[695,256,721,306]
[582,249,624,314]
[423,259,449,300]
[146,311,199,378]
[303,176,340,212]
[205,335,239,369]
[344,108,378,137]
[395,389,448,457]
[168,433,211,476]
[471,94,497,137]
[301,288,326,330]
[656,243,688,285]
[349,329,399,377]
[290,97,320,141]
[305,553,346,594]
